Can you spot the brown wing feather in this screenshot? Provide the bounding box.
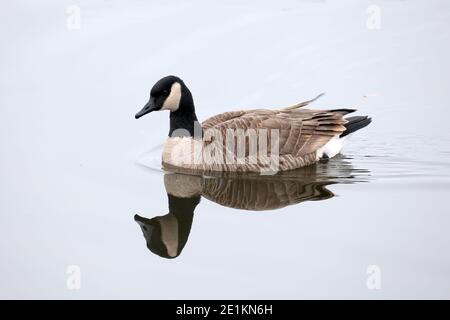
[202,110,247,130]
[204,109,346,154]
[202,177,334,210]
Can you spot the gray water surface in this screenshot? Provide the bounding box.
[1,0,450,299]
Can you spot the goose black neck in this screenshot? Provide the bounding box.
[168,193,200,254]
[168,194,200,218]
[169,86,200,137]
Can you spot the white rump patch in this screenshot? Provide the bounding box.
[162,82,182,111]
[316,135,349,159]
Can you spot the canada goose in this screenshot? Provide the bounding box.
[134,158,370,258]
[135,76,371,173]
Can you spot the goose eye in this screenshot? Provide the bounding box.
[162,89,169,95]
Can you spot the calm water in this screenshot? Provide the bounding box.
[1,0,450,299]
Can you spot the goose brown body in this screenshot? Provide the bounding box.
[163,170,335,211]
[162,105,355,173]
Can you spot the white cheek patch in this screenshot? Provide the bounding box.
[159,215,179,258]
[162,82,182,111]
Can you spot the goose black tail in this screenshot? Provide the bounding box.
[341,116,372,137]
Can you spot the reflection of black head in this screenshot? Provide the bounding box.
[134,194,200,259]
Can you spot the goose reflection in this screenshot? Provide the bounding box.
[134,156,370,259]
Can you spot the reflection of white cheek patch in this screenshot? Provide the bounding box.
[162,82,181,111]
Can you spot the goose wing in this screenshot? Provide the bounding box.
[202,110,247,130]
[201,176,334,210]
[201,94,326,130]
[203,108,352,159]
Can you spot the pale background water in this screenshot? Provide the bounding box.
[1,0,450,299]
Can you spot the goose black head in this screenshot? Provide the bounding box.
[134,193,199,259]
[135,75,194,119]
[135,75,199,136]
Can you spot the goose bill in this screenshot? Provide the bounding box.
[135,99,157,119]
